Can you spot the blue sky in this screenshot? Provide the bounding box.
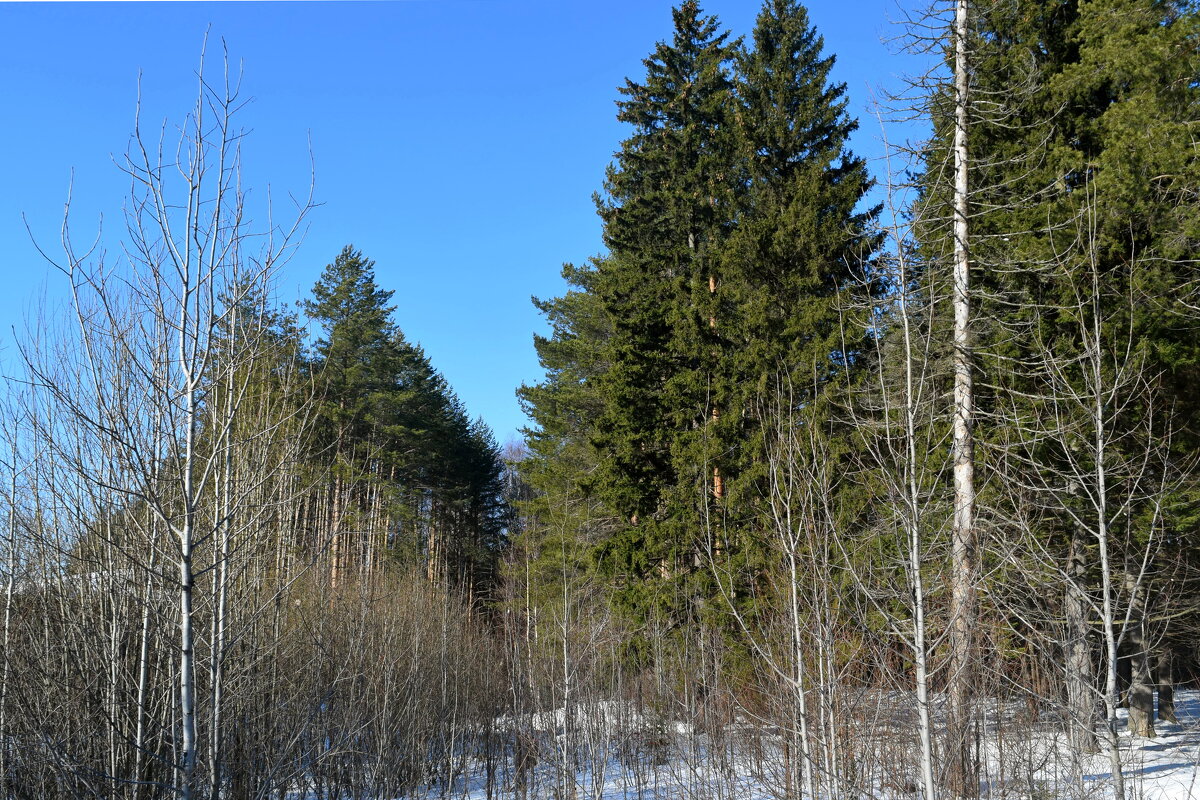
[0,0,928,445]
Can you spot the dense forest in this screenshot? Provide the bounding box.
[1,1,1198,799]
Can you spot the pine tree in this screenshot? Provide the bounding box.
[304,246,405,585]
[305,245,405,443]
[304,245,507,591]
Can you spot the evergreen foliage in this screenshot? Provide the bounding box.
[522,0,880,643]
[724,0,880,538]
[304,245,507,594]
[12,4,1200,797]
[909,0,1200,715]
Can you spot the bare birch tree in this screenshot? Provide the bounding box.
[990,184,1180,800]
[945,3,979,794]
[20,42,312,799]
[839,126,946,800]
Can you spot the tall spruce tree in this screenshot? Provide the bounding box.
[521,0,879,643]
[724,0,879,502]
[589,0,741,631]
[519,260,614,523]
[1034,0,1199,747]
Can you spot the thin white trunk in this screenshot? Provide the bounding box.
[209,301,238,800]
[133,520,159,800]
[179,535,197,800]
[0,440,18,800]
[787,548,816,800]
[1097,492,1124,800]
[900,232,937,800]
[106,523,121,790]
[179,306,200,799]
[209,446,232,800]
[179,520,197,800]
[561,546,573,800]
[1083,245,1125,800]
[949,1,978,793]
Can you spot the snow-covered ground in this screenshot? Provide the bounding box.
[410,691,1200,800]
[1060,695,1200,800]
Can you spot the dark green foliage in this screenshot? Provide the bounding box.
[919,0,1199,412]
[592,0,740,522]
[724,0,880,507]
[521,0,879,644]
[911,0,1200,687]
[519,260,613,513]
[304,245,507,594]
[584,1,744,631]
[518,0,1200,694]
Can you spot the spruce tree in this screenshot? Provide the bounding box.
[589,0,741,631]
[522,0,879,640]
[725,0,880,501]
[519,260,613,517]
[913,0,1200,759]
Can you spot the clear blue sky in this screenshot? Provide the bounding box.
[0,0,928,446]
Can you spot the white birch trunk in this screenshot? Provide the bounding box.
[0,434,18,800]
[178,381,199,799]
[900,217,937,800]
[949,1,978,793]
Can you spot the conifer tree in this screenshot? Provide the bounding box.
[912,0,1199,769]
[589,0,741,630]
[304,245,507,590]
[724,0,879,505]
[304,246,406,585]
[519,260,613,520]
[523,0,880,642]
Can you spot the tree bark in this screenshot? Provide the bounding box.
[948,0,979,794]
[1065,531,1098,757]
[1158,648,1176,724]
[1124,573,1155,738]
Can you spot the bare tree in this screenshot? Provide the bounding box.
[842,135,945,800]
[946,3,979,794]
[20,41,312,799]
[989,184,1179,800]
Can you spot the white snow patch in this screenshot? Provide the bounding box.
[379,690,1200,800]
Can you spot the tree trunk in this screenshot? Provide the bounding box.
[1097,486,1125,800]
[1124,574,1155,738]
[1157,648,1176,724]
[948,0,979,794]
[179,536,197,800]
[427,507,441,585]
[708,272,723,501]
[1064,531,1098,757]
[1116,651,1132,708]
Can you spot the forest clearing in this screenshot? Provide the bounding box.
[0,0,1198,798]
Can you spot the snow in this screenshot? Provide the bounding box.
[1063,697,1200,800]
[395,691,1200,800]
